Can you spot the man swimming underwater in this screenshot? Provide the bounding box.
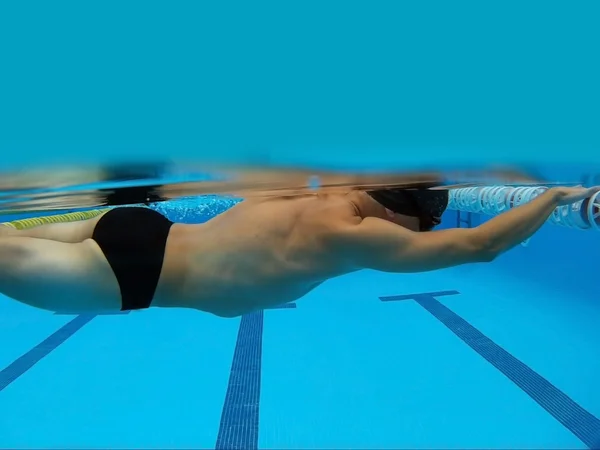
[0,184,597,317]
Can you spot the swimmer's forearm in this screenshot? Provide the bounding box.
[476,189,560,256]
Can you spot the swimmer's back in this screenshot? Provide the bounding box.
[158,195,357,317]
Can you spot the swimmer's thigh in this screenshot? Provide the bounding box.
[0,237,121,313]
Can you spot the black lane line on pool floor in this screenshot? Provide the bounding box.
[380,290,600,449]
[0,311,131,393]
[0,314,96,392]
[216,302,297,450]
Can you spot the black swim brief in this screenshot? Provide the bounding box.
[92,207,174,311]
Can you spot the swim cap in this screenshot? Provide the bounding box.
[367,187,449,231]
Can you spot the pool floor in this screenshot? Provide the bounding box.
[1,266,599,449]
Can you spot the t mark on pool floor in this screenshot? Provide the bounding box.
[380,290,600,449]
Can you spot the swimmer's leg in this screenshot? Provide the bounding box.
[0,212,107,243]
[0,236,121,313]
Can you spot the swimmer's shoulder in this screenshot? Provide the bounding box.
[278,193,363,224]
[291,194,364,237]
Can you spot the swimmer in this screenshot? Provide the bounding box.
[0,185,597,317]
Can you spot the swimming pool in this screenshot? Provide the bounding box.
[1,1,598,446]
[0,184,598,449]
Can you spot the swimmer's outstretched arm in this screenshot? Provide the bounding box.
[332,186,599,273]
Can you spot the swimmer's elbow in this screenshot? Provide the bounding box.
[467,230,499,263]
[474,245,498,263]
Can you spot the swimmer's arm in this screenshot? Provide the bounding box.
[335,189,562,272]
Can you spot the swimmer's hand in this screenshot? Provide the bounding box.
[550,186,600,206]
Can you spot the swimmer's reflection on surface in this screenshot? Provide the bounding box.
[0,161,584,214]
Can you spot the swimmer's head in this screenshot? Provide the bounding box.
[366,186,449,231]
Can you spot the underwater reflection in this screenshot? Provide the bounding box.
[0,161,581,214]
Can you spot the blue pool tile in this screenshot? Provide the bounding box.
[380,291,600,449]
[0,314,96,392]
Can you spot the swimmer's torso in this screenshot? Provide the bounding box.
[155,195,359,317]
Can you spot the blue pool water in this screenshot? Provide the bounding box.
[0,191,599,449]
